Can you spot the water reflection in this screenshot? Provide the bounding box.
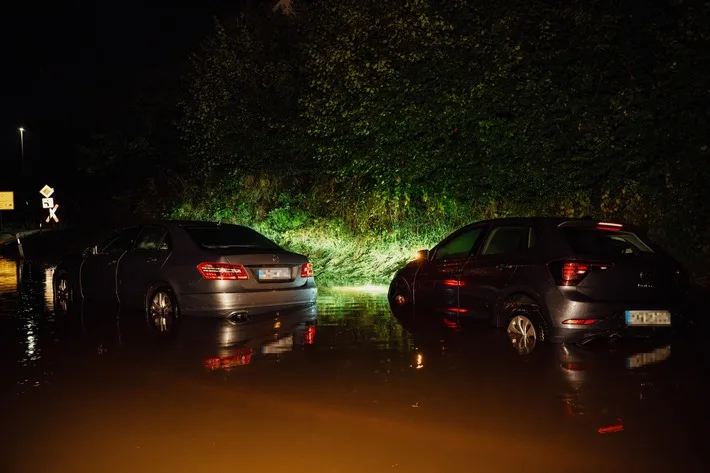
[72,298,319,373]
[44,265,55,311]
[0,260,705,471]
[317,287,408,351]
[388,307,686,437]
[0,257,17,294]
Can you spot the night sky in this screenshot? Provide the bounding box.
[0,0,241,186]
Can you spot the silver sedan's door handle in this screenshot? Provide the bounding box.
[108,260,118,266]
[146,257,158,263]
[496,264,514,270]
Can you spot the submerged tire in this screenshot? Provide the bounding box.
[505,306,548,355]
[146,286,179,335]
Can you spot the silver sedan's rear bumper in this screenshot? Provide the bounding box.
[179,287,317,317]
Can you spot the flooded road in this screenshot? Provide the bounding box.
[0,257,707,472]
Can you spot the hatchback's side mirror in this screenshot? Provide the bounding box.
[416,249,430,261]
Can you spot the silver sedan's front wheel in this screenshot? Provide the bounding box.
[149,289,177,333]
[54,275,73,314]
[506,314,537,355]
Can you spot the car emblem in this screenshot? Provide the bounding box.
[637,271,653,288]
[272,255,279,263]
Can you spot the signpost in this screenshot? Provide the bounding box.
[0,191,14,231]
[39,185,59,224]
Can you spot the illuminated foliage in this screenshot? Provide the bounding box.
[162,0,710,283]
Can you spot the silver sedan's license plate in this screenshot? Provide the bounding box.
[625,310,671,326]
[262,335,294,354]
[258,267,290,280]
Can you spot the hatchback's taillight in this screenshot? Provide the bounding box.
[300,262,314,278]
[550,261,612,286]
[561,262,590,285]
[197,262,249,280]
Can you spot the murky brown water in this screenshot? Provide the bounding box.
[0,257,707,473]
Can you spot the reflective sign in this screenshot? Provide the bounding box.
[39,185,54,198]
[0,192,13,210]
[46,204,59,223]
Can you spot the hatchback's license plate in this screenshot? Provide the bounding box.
[258,267,290,280]
[625,310,671,326]
[626,345,671,369]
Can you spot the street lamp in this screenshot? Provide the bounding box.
[18,127,25,175]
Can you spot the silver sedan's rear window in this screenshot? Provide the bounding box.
[183,225,281,251]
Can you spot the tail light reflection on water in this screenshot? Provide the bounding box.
[204,348,253,371]
[598,422,625,434]
[304,325,316,345]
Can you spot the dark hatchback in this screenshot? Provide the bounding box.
[388,218,690,344]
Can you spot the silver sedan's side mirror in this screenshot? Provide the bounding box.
[83,245,98,257]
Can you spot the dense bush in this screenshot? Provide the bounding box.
[83,0,710,284]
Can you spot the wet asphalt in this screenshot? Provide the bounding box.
[0,256,708,473]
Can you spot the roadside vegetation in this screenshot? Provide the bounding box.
[76,0,709,285]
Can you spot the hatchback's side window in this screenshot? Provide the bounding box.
[433,227,484,261]
[102,227,139,255]
[134,226,168,251]
[480,226,527,256]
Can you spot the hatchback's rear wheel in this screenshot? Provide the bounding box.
[147,287,178,334]
[506,308,546,355]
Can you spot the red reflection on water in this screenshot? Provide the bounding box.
[304,325,316,345]
[443,318,460,330]
[204,348,253,371]
[598,422,624,434]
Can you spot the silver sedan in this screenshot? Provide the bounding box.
[52,221,317,332]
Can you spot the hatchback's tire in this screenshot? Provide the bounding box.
[146,286,179,335]
[505,306,548,355]
[388,277,412,308]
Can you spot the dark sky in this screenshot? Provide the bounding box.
[0,0,242,185]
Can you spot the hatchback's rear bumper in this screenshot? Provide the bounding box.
[549,316,677,344]
[179,286,317,318]
[546,299,683,344]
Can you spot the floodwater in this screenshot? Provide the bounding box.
[0,257,707,473]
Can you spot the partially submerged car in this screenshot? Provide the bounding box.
[388,217,689,344]
[53,221,317,332]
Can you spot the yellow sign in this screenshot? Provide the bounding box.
[39,185,54,198]
[0,191,14,210]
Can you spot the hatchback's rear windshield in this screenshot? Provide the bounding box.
[562,228,655,257]
[183,225,281,251]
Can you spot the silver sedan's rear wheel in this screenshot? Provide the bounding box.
[507,314,537,355]
[148,288,177,333]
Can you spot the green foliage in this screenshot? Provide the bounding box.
[127,0,710,281]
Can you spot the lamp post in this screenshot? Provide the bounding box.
[18,127,25,176]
